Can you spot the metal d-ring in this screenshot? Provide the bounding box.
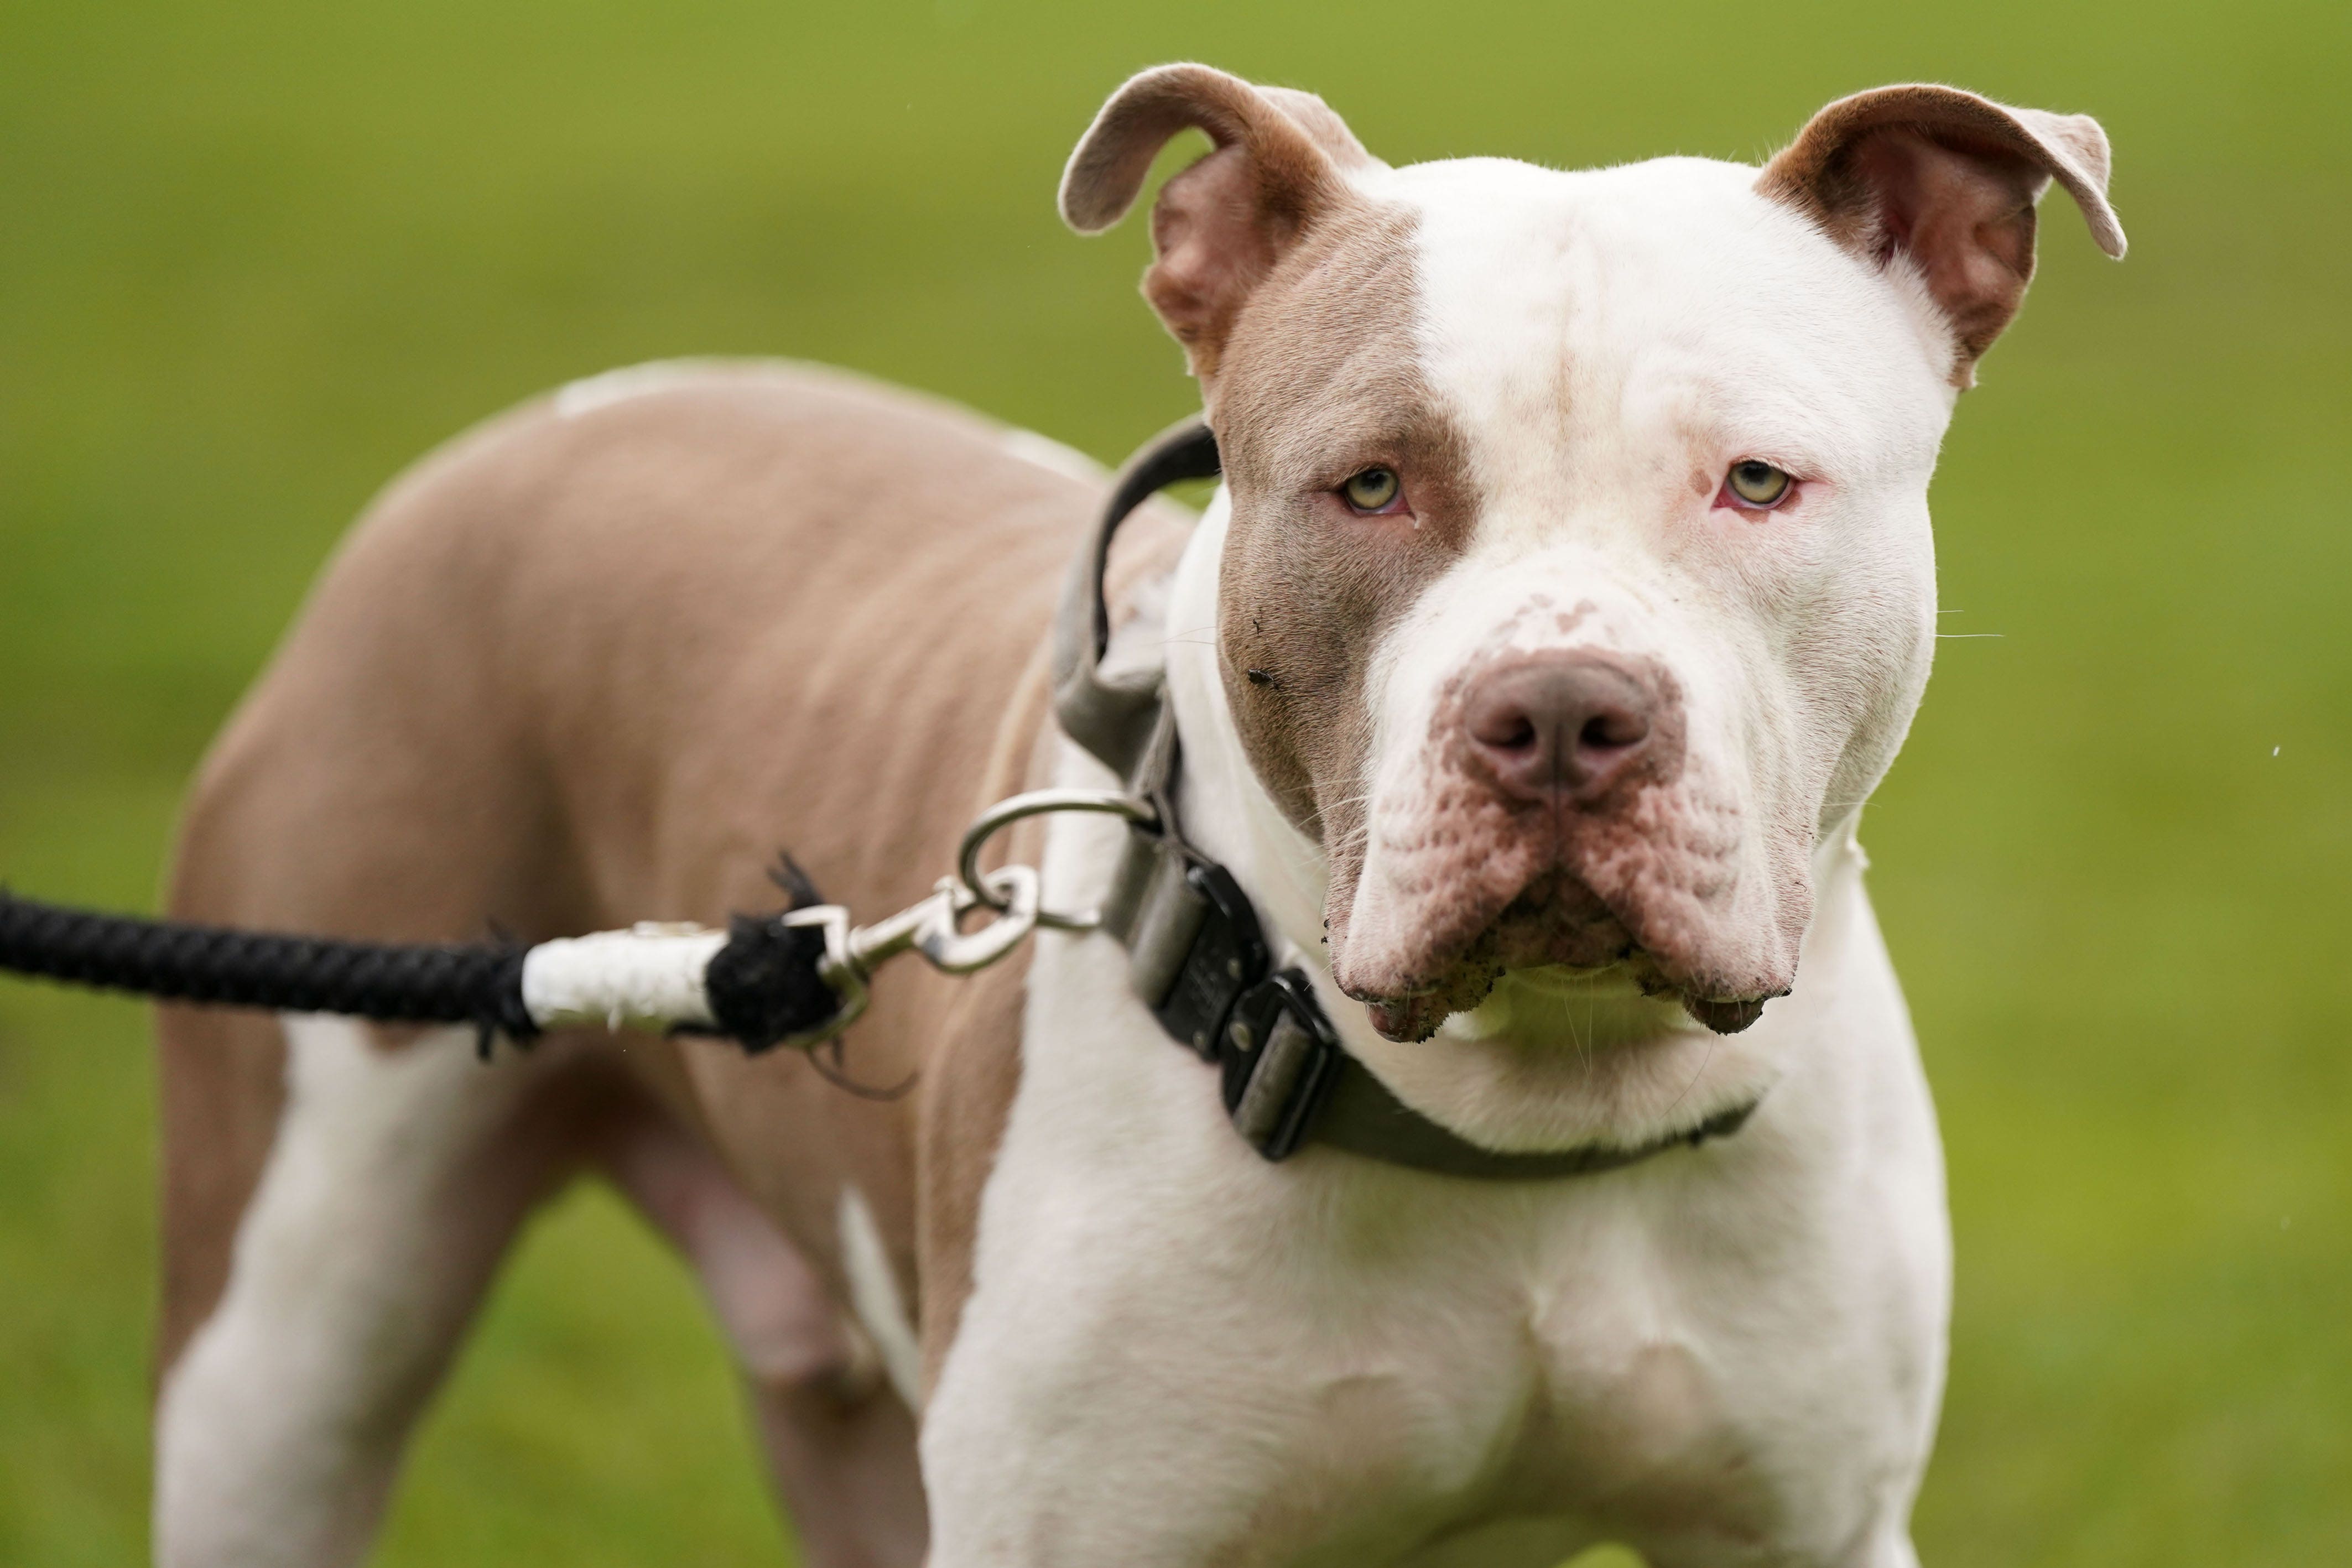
[955,787,1158,932]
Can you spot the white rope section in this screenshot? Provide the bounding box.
[518,922,729,1033]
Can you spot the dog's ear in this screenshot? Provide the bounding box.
[1758,85,2126,386]
[1061,64,1377,384]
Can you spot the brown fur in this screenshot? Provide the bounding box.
[1210,202,1477,895]
[1061,64,1378,384]
[1062,67,1483,992]
[1757,85,2125,384]
[158,362,1185,1556]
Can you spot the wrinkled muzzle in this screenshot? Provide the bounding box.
[1329,598,1813,1043]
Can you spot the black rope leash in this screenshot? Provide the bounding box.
[0,887,842,1058]
[0,796,1068,1081]
[0,888,538,1037]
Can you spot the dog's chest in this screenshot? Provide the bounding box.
[1268,1198,1784,1553]
[928,795,1928,1564]
[944,1013,1791,1562]
[1489,1294,1781,1543]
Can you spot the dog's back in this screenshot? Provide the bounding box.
[152,360,1145,1565]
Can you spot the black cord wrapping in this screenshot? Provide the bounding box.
[699,912,839,1054]
[0,888,538,1050]
[690,853,848,1054]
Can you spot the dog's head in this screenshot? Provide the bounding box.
[1065,69,2121,1049]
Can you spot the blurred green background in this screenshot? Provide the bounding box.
[1,1,2345,1563]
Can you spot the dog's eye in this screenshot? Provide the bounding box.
[1725,460,1793,508]
[1341,467,1401,513]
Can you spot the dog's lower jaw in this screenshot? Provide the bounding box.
[1339,920,1789,1044]
[1355,957,1771,1048]
[1358,983,1490,1044]
[1333,980,1788,1156]
[1362,996,1450,1043]
[1358,977,1780,1044]
[1680,994,1774,1034]
[1364,968,1778,1044]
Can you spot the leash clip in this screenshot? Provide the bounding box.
[773,866,1040,1050]
[769,788,1157,1051]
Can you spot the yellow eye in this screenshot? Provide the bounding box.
[1726,460,1793,508]
[1341,467,1401,512]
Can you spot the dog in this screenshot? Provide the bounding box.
[149,64,2122,1567]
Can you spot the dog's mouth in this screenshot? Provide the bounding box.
[1339,871,1776,1044]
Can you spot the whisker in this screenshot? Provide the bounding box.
[1661,1038,1719,1123]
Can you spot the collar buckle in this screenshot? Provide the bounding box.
[1220,971,1345,1162]
[1128,851,1269,1058]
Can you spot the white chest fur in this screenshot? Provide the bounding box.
[918,509,1953,1568]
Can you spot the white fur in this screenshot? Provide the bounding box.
[1382,155,1946,857]
[1305,155,1949,1151]
[155,1019,540,1568]
[927,763,1948,1565]
[924,150,1963,1566]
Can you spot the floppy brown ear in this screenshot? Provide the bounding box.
[1758,85,2126,385]
[1061,64,1378,384]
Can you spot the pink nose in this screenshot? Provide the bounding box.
[1464,652,1658,801]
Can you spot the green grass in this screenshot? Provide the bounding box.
[2,1,2347,1562]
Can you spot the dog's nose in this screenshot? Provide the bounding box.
[1464,652,1658,800]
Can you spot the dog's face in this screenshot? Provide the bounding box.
[1067,70,2122,1045]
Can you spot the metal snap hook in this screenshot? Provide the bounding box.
[753,790,1161,1053]
[915,864,1042,973]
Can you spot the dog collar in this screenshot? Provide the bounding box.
[1051,419,1757,1178]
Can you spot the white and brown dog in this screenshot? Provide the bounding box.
[150,65,2122,1568]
